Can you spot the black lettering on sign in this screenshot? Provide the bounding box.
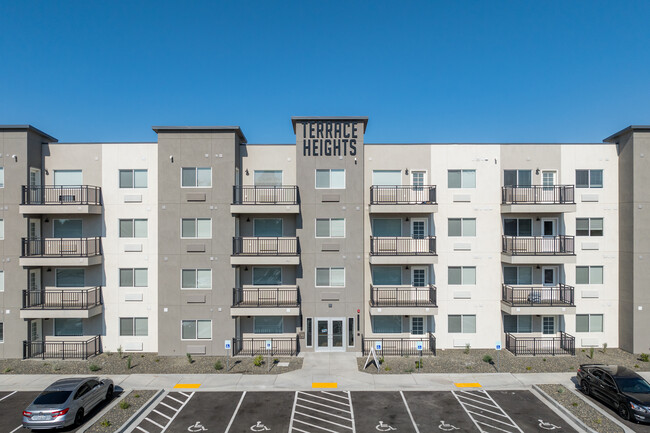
[300,121,363,156]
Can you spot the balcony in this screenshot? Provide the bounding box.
[21,287,103,319]
[232,335,299,356]
[501,185,576,213]
[369,186,437,213]
[501,235,575,264]
[23,335,101,360]
[370,285,438,315]
[231,286,300,316]
[505,332,575,356]
[369,236,437,264]
[231,237,299,265]
[362,333,436,356]
[231,185,299,214]
[19,185,102,214]
[501,284,576,315]
[20,238,103,266]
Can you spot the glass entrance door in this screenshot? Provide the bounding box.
[315,318,345,352]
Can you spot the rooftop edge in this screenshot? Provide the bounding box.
[603,125,650,143]
[151,126,247,144]
[0,125,58,142]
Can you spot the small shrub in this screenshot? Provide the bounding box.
[571,402,578,407]
[100,419,111,427]
[464,343,471,354]
[415,360,422,368]
[589,347,594,359]
[526,366,532,371]
[602,342,607,353]
[214,360,224,370]
[117,346,123,358]
[581,348,585,352]
[53,365,61,372]
[595,418,602,425]
[89,364,101,372]
[253,355,264,367]
[127,355,132,370]
[635,364,640,368]
[119,400,131,410]
[134,393,140,398]
[384,366,391,371]
[3,367,11,373]
[186,353,193,364]
[155,358,160,363]
[640,353,649,362]
[273,358,279,363]
[141,354,145,358]
[557,387,565,394]
[379,356,385,365]
[482,355,493,363]
[543,358,547,362]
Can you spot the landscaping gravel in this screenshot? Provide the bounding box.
[537,384,624,433]
[358,348,650,374]
[84,390,157,433]
[0,353,302,375]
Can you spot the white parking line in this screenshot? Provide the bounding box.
[136,427,150,433]
[400,391,421,433]
[290,391,355,433]
[131,391,194,433]
[452,390,524,433]
[0,391,17,402]
[224,391,247,433]
[9,426,22,433]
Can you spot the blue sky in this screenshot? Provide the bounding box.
[1,1,649,143]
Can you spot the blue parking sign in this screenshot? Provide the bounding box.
[416,341,423,351]
[224,340,231,350]
[375,341,382,351]
[496,341,502,351]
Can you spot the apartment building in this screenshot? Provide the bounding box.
[0,120,647,359]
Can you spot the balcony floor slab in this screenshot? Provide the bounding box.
[370,255,438,265]
[230,306,300,316]
[230,204,299,214]
[19,204,102,214]
[500,253,576,264]
[19,256,103,267]
[230,256,300,266]
[20,305,103,319]
[370,204,438,213]
[500,204,576,214]
[500,302,576,315]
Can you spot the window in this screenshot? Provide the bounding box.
[372,170,402,186]
[372,219,402,237]
[448,218,476,237]
[181,218,211,238]
[53,170,82,186]
[254,218,282,237]
[53,219,82,237]
[306,318,313,347]
[119,317,148,336]
[576,169,603,188]
[576,266,603,284]
[54,318,82,336]
[576,218,603,236]
[448,170,476,188]
[252,267,282,285]
[181,320,212,340]
[448,315,476,333]
[316,267,345,287]
[448,267,476,285]
[576,314,604,332]
[504,170,532,187]
[348,317,355,346]
[56,269,84,287]
[254,170,283,186]
[503,267,532,285]
[316,218,345,238]
[0,219,4,239]
[503,315,532,333]
[411,317,424,335]
[372,316,402,333]
[120,268,148,287]
[0,322,3,342]
[0,271,3,292]
[254,316,283,334]
[315,169,345,189]
[119,219,148,238]
[0,167,4,188]
[503,218,532,236]
[119,169,148,188]
[181,167,211,187]
[182,269,212,289]
[372,266,402,285]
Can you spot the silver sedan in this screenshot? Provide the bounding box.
[22,376,114,430]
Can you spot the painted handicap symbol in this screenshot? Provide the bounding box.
[188,421,208,432]
[376,420,397,431]
[438,420,460,431]
[250,421,271,431]
[538,419,561,430]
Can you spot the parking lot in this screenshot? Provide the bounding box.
[130,389,577,433]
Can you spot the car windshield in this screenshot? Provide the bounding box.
[33,391,72,405]
[615,377,650,394]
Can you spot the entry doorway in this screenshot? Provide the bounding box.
[315,318,346,352]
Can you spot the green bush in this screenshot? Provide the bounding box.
[525,366,532,371]
[641,353,649,362]
[482,355,493,363]
[602,342,608,353]
[134,393,140,398]
[186,353,193,364]
[253,355,264,367]
[384,366,391,371]
[89,364,101,372]
[379,356,385,365]
[100,419,111,427]
[589,347,595,359]
[464,343,471,354]
[119,400,130,410]
[117,346,123,358]
[127,355,132,370]
[214,361,224,370]
[415,360,422,368]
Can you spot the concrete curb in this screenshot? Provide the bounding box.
[531,385,594,433]
[566,387,635,433]
[77,389,131,433]
[117,389,165,433]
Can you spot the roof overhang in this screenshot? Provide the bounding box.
[0,125,58,142]
[603,125,650,143]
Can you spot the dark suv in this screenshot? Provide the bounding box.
[577,364,650,422]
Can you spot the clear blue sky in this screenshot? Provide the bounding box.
[1,1,649,144]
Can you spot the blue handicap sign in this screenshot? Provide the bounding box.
[375,341,382,351]
[224,340,231,350]
[496,341,502,351]
[416,341,423,351]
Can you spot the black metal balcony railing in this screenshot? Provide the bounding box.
[22,287,103,310]
[21,185,102,206]
[21,237,102,258]
[232,335,299,356]
[23,335,101,360]
[502,284,574,306]
[370,185,437,205]
[370,285,437,307]
[362,333,436,356]
[232,237,299,256]
[502,235,574,255]
[502,185,575,205]
[232,287,300,307]
[505,332,575,356]
[370,236,436,256]
[232,185,298,205]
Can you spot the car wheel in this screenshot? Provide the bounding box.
[581,381,591,396]
[74,408,84,426]
[106,385,114,400]
[618,402,631,421]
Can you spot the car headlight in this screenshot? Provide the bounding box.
[629,402,650,413]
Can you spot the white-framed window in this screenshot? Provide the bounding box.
[503,315,532,333]
[576,218,603,236]
[315,169,345,189]
[448,169,476,188]
[0,219,4,239]
[576,266,603,284]
[0,167,4,188]
[372,170,402,186]
[576,314,604,332]
[254,316,283,334]
[316,218,345,238]
[0,322,3,342]
[503,218,532,236]
[119,169,148,188]
[576,169,603,188]
[411,317,424,335]
[315,267,345,287]
[254,170,283,186]
[448,267,476,285]
[181,269,211,289]
[119,317,148,336]
[372,315,402,334]
[448,315,476,333]
[181,218,211,238]
[503,266,532,285]
[504,170,532,186]
[448,218,476,237]
[0,271,4,292]
[181,167,212,188]
[181,320,212,340]
[252,267,282,285]
[254,218,283,237]
[55,268,84,287]
[119,219,148,238]
[120,268,148,287]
